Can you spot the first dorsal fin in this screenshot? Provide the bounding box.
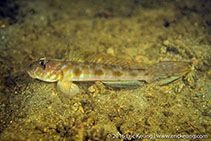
[65,49,88,62]
[65,50,147,69]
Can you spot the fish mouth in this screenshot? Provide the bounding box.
[27,70,36,79]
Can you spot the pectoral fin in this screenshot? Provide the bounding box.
[57,81,79,97]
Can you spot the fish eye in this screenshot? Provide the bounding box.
[39,56,47,69]
[40,61,45,66]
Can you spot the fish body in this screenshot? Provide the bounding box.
[28,58,149,82]
[28,56,192,96]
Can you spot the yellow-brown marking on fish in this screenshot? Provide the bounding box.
[73,68,82,76]
[57,69,63,80]
[94,69,104,76]
[38,68,47,78]
[55,63,64,72]
[82,65,90,76]
[112,71,123,77]
[46,70,55,80]
[59,62,68,73]
[129,72,138,77]
[89,64,95,70]
[102,65,113,71]
[66,73,72,78]
[122,67,129,72]
[81,64,89,71]
[35,68,41,76]
[84,71,90,77]
[63,63,73,73]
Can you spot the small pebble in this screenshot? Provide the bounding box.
[160,46,167,54]
[88,85,95,93]
[1,24,6,29]
[106,47,115,56]
[163,40,170,46]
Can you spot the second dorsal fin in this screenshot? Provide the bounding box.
[65,50,147,69]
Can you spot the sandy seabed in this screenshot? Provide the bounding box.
[0,0,210,140]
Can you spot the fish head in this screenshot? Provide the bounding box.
[27,57,61,82]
